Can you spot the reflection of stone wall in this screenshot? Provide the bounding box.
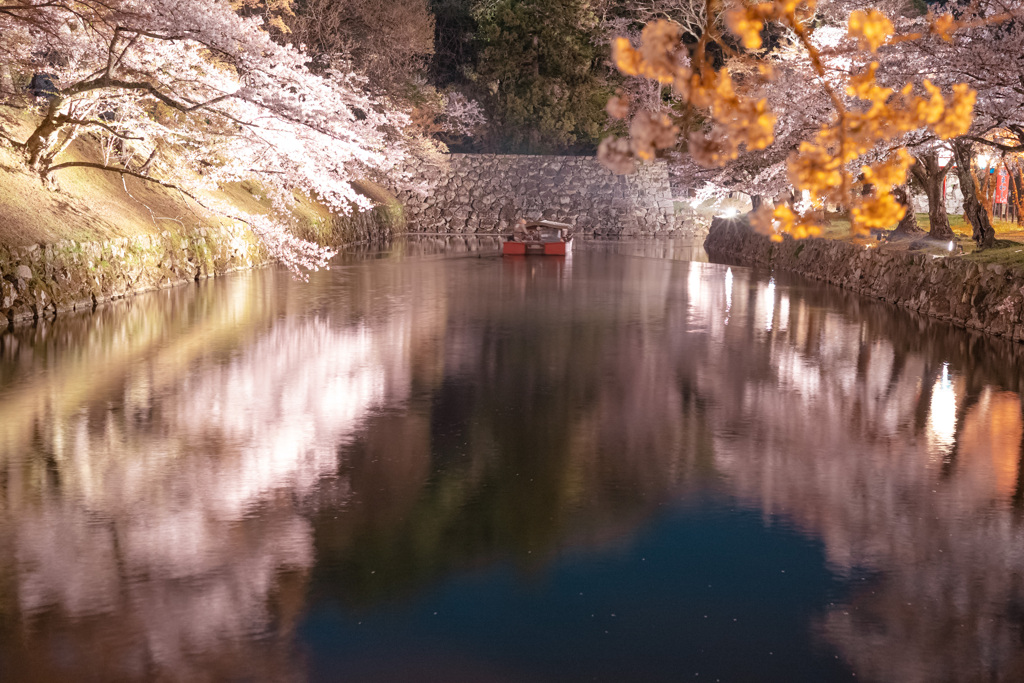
[398,235,504,258]
[397,154,680,237]
[706,218,1024,343]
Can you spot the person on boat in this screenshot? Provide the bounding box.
[513,219,542,242]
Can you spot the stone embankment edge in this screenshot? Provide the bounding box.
[0,179,406,328]
[704,217,1024,343]
[1,225,270,327]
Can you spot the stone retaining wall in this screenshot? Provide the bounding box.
[1,225,269,326]
[396,154,680,236]
[0,179,404,328]
[705,217,1024,343]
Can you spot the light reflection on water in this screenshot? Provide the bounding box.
[928,363,957,458]
[1,238,1024,681]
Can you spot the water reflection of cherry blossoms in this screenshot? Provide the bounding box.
[0,267,442,681]
[686,261,1024,681]
[3,243,1024,681]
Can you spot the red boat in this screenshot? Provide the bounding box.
[502,220,574,256]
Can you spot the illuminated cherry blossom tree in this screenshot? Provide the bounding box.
[0,0,421,275]
[899,0,1024,246]
[598,0,1015,240]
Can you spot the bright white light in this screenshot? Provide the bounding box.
[722,207,739,218]
[948,241,955,252]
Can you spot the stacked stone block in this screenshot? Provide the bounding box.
[396,154,678,236]
[0,226,268,326]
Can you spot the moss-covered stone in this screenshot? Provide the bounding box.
[0,178,400,328]
[0,224,268,326]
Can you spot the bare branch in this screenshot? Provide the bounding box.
[59,115,144,140]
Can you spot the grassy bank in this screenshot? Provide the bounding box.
[819,212,1024,268]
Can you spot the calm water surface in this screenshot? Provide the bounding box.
[2,238,1024,682]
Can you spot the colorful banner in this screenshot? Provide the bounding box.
[996,168,1010,204]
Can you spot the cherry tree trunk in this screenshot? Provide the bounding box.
[892,185,922,234]
[951,139,995,249]
[24,98,65,173]
[923,175,953,240]
[912,151,954,241]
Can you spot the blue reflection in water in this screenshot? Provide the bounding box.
[300,499,855,683]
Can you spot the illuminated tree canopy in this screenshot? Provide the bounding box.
[4,0,1024,266]
[598,0,1024,245]
[0,0,429,275]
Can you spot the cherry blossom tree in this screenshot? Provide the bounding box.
[907,1,1024,247]
[595,0,705,120]
[844,0,1016,246]
[701,20,840,206]
[950,137,996,247]
[598,0,1008,240]
[0,0,421,276]
[439,91,488,139]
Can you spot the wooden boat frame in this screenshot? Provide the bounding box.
[502,220,574,256]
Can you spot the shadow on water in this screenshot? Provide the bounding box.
[0,237,1023,681]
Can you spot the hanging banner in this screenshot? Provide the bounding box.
[995,168,1010,204]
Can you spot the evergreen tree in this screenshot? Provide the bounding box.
[473,0,616,153]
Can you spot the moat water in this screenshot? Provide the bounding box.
[2,237,1024,681]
